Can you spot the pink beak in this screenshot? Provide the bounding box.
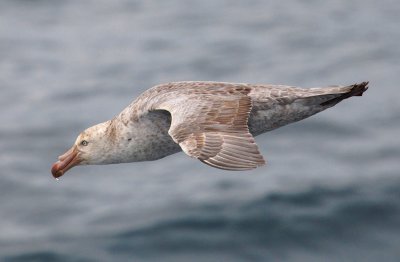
[51,146,81,179]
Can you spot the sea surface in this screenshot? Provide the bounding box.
[1,0,400,261]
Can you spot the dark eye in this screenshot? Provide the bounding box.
[80,140,89,146]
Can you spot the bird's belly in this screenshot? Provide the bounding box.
[144,135,181,161]
[133,110,181,162]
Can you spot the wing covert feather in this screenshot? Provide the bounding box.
[153,83,266,170]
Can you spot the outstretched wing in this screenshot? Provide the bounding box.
[153,83,266,170]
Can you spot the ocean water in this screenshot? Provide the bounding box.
[1,0,400,261]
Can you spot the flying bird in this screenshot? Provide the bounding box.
[51,81,368,178]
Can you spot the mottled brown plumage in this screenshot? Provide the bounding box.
[51,81,368,177]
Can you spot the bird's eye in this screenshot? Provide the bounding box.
[80,140,89,146]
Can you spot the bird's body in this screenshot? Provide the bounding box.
[51,81,368,178]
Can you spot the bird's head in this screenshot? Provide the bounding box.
[51,121,115,179]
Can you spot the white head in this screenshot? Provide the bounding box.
[51,121,121,178]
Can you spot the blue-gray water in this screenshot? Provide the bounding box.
[1,0,399,261]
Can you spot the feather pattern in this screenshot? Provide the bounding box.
[116,81,368,170]
[52,81,368,177]
[146,83,266,170]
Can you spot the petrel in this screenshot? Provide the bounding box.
[51,81,368,178]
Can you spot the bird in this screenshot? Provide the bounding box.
[51,81,368,178]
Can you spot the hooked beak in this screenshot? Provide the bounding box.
[51,146,81,179]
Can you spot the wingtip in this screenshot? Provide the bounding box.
[320,81,369,107]
[351,81,369,96]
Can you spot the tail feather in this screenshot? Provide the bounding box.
[320,81,369,106]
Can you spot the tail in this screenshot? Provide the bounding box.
[320,81,369,107]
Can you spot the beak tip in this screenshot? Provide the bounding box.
[51,162,63,178]
[51,146,80,179]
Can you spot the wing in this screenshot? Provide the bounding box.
[153,83,266,170]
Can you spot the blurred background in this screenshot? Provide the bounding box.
[0,0,399,261]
